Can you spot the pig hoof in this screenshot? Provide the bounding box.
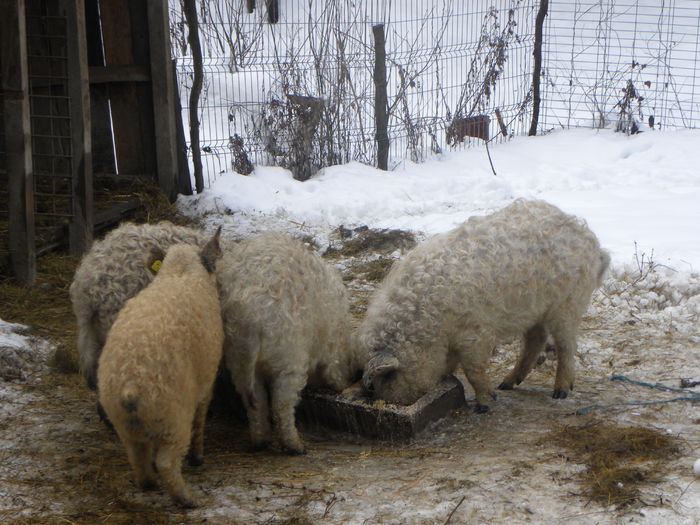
[187,453,204,467]
[552,389,568,399]
[497,382,513,391]
[282,443,307,455]
[176,496,198,509]
[139,478,157,491]
[474,404,490,414]
[251,440,272,452]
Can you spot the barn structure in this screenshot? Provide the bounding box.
[0,0,192,285]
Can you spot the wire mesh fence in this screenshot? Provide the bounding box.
[172,0,538,184]
[171,0,700,185]
[26,4,74,226]
[542,0,700,132]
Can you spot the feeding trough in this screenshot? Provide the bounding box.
[298,376,466,440]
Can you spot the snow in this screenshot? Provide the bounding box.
[3,127,699,523]
[175,127,700,522]
[0,320,34,349]
[180,127,700,272]
[0,320,52,383]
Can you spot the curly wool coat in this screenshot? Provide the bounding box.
[217,233,363,454]
[70,221,206,389]
[98,232,223,508]
[361,199,610,411]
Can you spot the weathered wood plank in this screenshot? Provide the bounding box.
[85,0,117,175]
[1,0,36,285]
[62,0,94,255]
[172,59,193,196]
[147,0,178,201]
[100,0,156,176]
[89,65,151,84]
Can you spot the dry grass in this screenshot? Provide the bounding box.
[0,182,197,374]
[346,256,395,283]
[130,178,199,228]
[0,253,80,373]
[324,227,416,259]
[94,176,199,228]
[3,505,176,524]
[548,421,682,507]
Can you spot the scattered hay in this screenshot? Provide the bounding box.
[131,178,198,227]
[548,421,682,507]
[348,290,371,322]
[0,179,200,375]
[347,256,395,282]
[0,253,79,373]
[324,227,416,259]
[3,509,175,525]
[94,175,198,228]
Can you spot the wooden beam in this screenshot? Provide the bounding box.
[1,0,36,285]
[62,0,94,255]
[147,0,178,201]
[89,65,151,84]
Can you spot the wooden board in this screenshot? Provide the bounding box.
[62,0,94,255]
[1,0,36,284]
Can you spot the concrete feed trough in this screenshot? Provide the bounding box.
[298,376,466,440]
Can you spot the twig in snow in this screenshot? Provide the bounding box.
[485,140,497,176]
[444,495,466,524]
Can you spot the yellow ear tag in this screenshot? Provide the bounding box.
[150,260,162,273]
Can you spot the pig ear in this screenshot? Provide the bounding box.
[362,352,399,393]
[200,226,223,273]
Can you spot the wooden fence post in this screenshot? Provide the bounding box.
[172,59,193,195]
[63,0,94,255]
[148,0,179,201]
[373,24,389,171]
[1,0,36,285]
[528,0,549,136]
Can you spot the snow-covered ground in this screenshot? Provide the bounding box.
[181,127,700,271]
[1,128,699,523]
[182,127,700,523]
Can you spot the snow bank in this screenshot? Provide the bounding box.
[179,128,700,271]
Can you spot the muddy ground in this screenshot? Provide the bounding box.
[1,219,699,524]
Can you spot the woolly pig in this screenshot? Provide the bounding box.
[70,221,205,390]
[361,199,609,412]
[217,233,362,454]
[97,228,223,508]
